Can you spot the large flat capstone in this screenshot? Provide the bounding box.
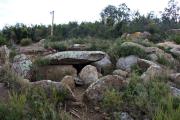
[43,51,106,65]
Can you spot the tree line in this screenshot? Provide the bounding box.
[0,0,180,45]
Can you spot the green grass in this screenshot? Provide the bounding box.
[153,96,180,120]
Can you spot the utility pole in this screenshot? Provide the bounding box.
[50,11,54,36]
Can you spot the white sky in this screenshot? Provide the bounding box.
[0,0,171,29]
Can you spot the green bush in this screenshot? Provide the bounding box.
[20,38,32,46]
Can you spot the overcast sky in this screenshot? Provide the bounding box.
[0,0,171,29]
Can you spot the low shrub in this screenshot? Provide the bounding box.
[20,38,32,46]
[44,41,67,51]
[157,55,174,68]
[101,72,179,119]
[119,43,146,58]
[0,84,70,120]
[0,65,28,92]
[121,73,172,119]
[108,38,126,60]
[9,48,18,62]
[46,35,63,42]
[131,64,144,75]
[0,92,26,120]
[33,57,51,66]
[109,40,146,60]
[149,33,164,43]
[101,89,123,112]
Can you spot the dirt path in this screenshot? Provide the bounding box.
[67,86,105,120]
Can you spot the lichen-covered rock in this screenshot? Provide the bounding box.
[113,112,134,120]
[0,45,10,65]
[84,75,127,104]
[32,65,77,81]
[61,75,76,90]
[67,44,90,51]
[113,69,128,78]
[92,54,112,74]
[30,80,76,101]
[137,58,158,70]
[170,47,180,57]
[121,31,151,41]
[157,41,180,50]
[170,73,180,88]
[170,86,180,97]
[141,65,163,82]
[147,54,158,62]
[137,59,165,82]
[79,65,98,86]
[116,55,138,72]
[43,51,106,65]
[120,42,146,51]
[146,47,175,64]
[12,54,32,79]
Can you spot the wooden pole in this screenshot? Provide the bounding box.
[50,11,54,36]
